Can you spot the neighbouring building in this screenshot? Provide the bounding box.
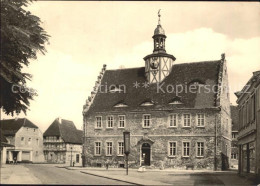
[235,70,260,178]
[0,118,44,163]
[230,105,239,168]
[0,129,13,165]
[82,13,232,170]
[43,118,83,166]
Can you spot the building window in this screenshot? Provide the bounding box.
[118,115,125,128]
[96,116,102,128]
[197,142,204,157]
[95,142,101,155]
[183,142,190,157]
[76,154,80,163]
[197,114,205,127]
[21,137,24,142]
[28,138,32,145]
[183,114,191,127]
[168,142,177,156]
[106,142,113,156]
[143,114,151,128]
[232,132,237,139]
[118,142,124,156]
[36,138,39,145]
[107,116,114,128]
[231,153,237,160]
[169,114,177,127]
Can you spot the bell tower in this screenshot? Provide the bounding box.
[144,10,176,84]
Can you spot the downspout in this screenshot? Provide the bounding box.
[214,114,217,171]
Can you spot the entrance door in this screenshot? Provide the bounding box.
[13,151,18,162]
[142,143,151,166]
[22,151,30,161]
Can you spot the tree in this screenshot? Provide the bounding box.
[0,0,49,115]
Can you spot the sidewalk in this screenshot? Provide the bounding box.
[0,164,42,184]
[64,167,255,185]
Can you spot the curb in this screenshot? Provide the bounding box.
[80,171,143,185]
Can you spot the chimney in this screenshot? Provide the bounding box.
[221,53,225,60]
[57,117,62,123]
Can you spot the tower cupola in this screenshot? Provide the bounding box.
[153,12,166,53]
[143,10,176,84]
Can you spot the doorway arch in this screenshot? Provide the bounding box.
[141,143,151,166]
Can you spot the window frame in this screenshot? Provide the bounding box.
[182,141,190,157]
[143,114,151,128]
[118,115,125,128]
[196,142,205,157]
[76,154,80,163]
[197,113,205,127]
[169,114,177,128]
[168,141,177,157]
[117,141,124,156]
[95,116,102,129]
[231,153,237,160]
[183,114,191,127]
[106,141,113,156]
[106,116,114,128]
[94,141,102,156]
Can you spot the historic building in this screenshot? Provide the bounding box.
[230,105,239,168]
[235,70,260,178]
[82,13,232,170]
[0,118,44,163]
[43,118,83,166]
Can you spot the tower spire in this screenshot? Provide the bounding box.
[158,9,161,25]
[143,10,176,84]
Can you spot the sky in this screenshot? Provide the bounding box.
[1,1,260,132]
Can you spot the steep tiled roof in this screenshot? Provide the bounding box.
[230,105,239,131]
[44,118,82,144]
[88,61,221,113]
[0,129,8,143]
[0,118,38,136]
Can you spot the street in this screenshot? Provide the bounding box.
[1,164,255,185]
[0,164,131,185]
[25,164,132,185]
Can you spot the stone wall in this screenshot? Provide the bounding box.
[84,108,229,170]
[217,57,232,170]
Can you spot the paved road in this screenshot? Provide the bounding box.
[24,164,131,185]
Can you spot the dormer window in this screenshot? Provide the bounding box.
[189,79,205,86]
[140,99,154,106]
[169,97,183,105]
[109,85,124,93]
[114,101,128,108]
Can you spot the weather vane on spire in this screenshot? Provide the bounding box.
[158,9,161,25]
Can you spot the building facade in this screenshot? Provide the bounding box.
[82,14,232,170]
[0,129,13,165]
[0,118,44,163]
[230,105,239,168]
[236,71,260,178]
[43,118,83,166]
